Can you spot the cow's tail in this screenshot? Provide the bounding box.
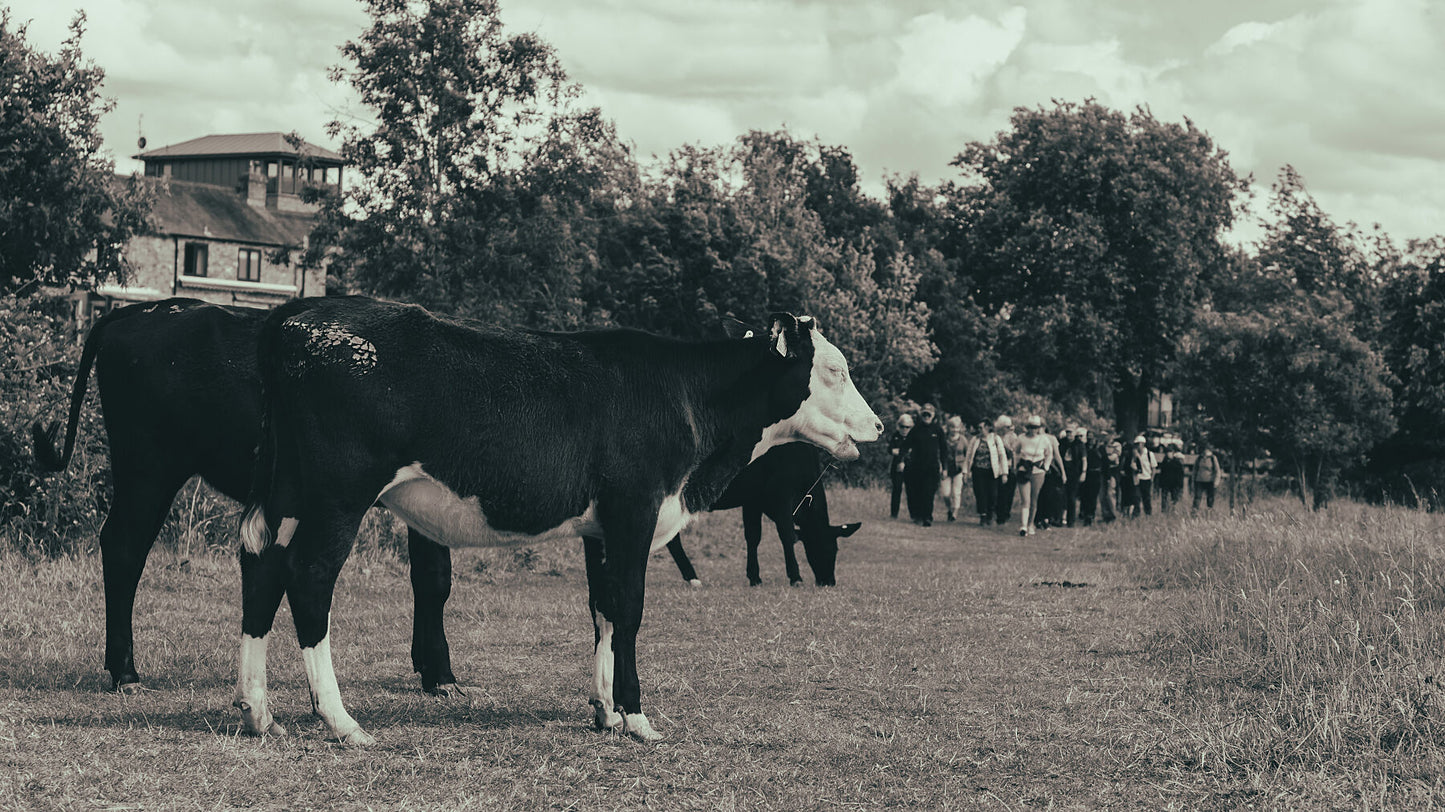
[31,306,128,471]
[240,298,314,555]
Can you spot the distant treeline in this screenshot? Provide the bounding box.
[4,3,1442,511]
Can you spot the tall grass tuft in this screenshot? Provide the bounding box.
[1122,499,1445,775]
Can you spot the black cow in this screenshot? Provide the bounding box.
[31,299,460,694]
[682,442,860,587]
[237,296,881,744]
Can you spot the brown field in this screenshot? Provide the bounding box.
[3,487,1445,810]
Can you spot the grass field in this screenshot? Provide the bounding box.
[3,487,1445,809]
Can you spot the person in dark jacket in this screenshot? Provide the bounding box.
[903,404,948,526]
[1157,443,1185,512]
[887,413,914,519]
[1079,429,1103,527]
[1061,424,1088,527]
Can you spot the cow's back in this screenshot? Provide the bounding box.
[265,298,713,535]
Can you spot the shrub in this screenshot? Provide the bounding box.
[0,293,110,556]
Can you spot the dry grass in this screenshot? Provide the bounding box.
[2,487,1445,808]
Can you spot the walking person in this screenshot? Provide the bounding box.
[1061,424,1088,527]
[1038,424,1065,529]
[994,416,1019,526]
[940,416,968,521]
[965,418,1008,526]
[1079,429,1102,526]
[1129,435,1156,517]
[903,405,947,526]
[1015,415,1054,536]
[1158,442,1185,512]
[888,414,913,519]
[1099,435,1121,523]
[1192,443,1221,512]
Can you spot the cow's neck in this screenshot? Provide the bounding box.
[679,338,803,513]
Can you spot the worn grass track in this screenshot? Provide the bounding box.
[1,488,1441,809]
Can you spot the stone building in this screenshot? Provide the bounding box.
[76,132,344,322]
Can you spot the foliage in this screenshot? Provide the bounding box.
[1255,165,1381,342]
[949,100,1247,437]
[0,294,108,554]
[1368,237,1445,505]
[1179,298,1394,508]
[0,12,152,293]
[590,132,935,406]
[308,0,582,319]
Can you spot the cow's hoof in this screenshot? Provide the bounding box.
[591,700,623,732]
[233,700,288,737]
[115,681,149,695]
[688,579,703,588]
[623,712,664,742]
[335,727,377,747]
[427,682,467,699]
[789,580,803,587]
[748,578,762,587]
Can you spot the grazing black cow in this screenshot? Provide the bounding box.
[31,299,461,694]
[237,296,881,744]
[670,442,860,587]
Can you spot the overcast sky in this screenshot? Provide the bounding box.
[8,0,1444,246]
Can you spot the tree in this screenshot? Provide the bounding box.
[1179,298,1394,509]
[1369,237,1445,503]
[0,12,151,293]
[950,100,1247,437]
[308,0,582,319]
[1255,165,1379,342]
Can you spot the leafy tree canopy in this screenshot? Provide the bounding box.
[0,12,151,294]
[950,100,1246,437]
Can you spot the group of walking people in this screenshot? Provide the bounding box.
[887,408,1222,535]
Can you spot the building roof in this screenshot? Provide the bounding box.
[145,178,316,247]
[135,132,343,163]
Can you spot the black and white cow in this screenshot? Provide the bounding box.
[687,442,860,587]
[31,299,461,694]
[237,296,881,744]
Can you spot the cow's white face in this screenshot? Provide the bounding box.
[764,329,882,462]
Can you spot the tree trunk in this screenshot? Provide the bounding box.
[1113,378,1149,442]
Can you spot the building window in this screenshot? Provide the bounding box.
[183,242,209,277]
[238,248,262,282]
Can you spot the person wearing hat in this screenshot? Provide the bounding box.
[902,404,948,526]
[993,415,1019,526]
[940,415,968,521]
[1157,441,1186,513]
[1014,415,1054,536]
[887,413,914,519]
[1129,434,1157,517]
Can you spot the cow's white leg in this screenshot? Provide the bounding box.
[622,710,662,742]
[300,617,375,746]
[589,613,623,731]
[233,633,286,736]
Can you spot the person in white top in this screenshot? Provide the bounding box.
[1129,435,1157,517]
[1014,415,1054,536]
